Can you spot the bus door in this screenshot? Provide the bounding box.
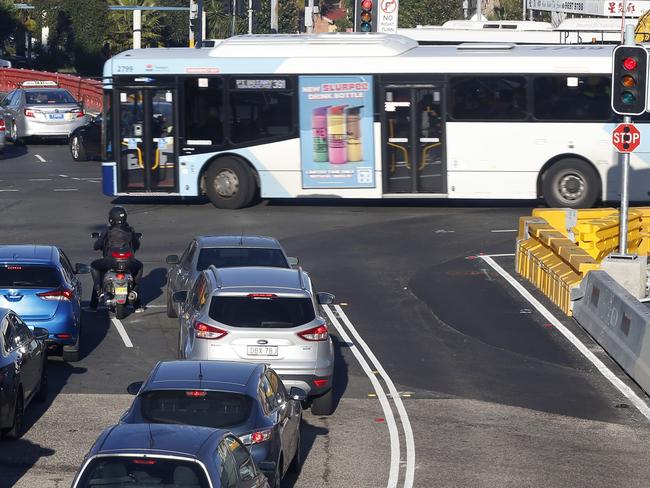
[115,87,177,193]
[382,85,445,194]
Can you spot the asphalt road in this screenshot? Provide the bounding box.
[1,141,650,488]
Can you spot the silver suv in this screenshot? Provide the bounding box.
[174,266,336,415]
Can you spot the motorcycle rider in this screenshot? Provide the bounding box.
[90,206,144,312]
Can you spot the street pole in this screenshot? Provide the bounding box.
[133,9,142,49]
[189,0,196,48]
[271,0,278,33]
[196,0,203,47]
[248,0,253,34]
[231,0,237,36]
[306,0,314,33]
[476,0,481,21]
[618,23,636,257]
[522,0,526,21]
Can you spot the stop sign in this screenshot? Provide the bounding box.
[612,123,641,153]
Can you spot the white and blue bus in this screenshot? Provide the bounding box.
[101,33,647,209]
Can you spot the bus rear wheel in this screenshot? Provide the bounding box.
[205,158,256,209]
[542,159,599,209]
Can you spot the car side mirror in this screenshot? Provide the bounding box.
[166,254,179,265]
[316,292,335,305]
[126,381,143,395]
[75,263,90,274]
[32,327,49,341]
[289,387,307,402]
[91,232,100,239]
[173,291,187,303]
[287,257,299,266]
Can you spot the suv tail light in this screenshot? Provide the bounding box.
[37,288,74,301]
[240,428,273,445]
[194,322,227,340]
[297,322,328,341]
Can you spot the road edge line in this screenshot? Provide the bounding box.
[334,304,416,488]
[323,305,400,488]
[480,255,650,421]
[110,317,133,348]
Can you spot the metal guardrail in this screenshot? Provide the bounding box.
[0,68,103,113]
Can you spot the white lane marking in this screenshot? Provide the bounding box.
[35,154,46,162]
[491,229,517,233]
[0,189,19,192]
[111,317,133,348]
[323,305,400,488]
[482,253,516,257]
[53,188,78,192]
[58,174,68,178]
[480,255,650,421]
[28,178,52,181]
[334,304,415,488]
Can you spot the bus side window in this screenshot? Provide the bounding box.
[449,76,527,121]
[532,75,611,121]
[184,77,223,146]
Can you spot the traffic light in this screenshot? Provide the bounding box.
[356,0,376,32]
[611,45,649,116]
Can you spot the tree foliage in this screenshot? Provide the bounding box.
[206,0,301,38]
[398,0,462,28]
[0,0,20,56]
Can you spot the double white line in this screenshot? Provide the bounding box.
[323,304,415,488]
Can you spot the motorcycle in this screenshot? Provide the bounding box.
[91,232,142,319]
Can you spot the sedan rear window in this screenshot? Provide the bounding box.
[25,89,76,105]
[0,265,61,288]
[140,390,252,428]
[209,296,315,328]
[77,456,210,487]
[197,248,288,271]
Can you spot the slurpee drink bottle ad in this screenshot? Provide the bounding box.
[299,76,375,189]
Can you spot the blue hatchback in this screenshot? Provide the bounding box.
[0,245,88,362]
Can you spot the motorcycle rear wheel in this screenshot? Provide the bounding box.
[115,303,127,319]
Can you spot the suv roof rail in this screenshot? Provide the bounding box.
[298,267,306,291]
[207,264,223,289]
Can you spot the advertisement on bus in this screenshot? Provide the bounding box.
[299,75,375,189]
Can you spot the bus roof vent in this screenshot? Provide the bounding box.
[209,33,418,58]
[456,43,516,51]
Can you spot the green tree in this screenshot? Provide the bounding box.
[492,0,524,20]
[107,0,164,52]
[0,0,20,56]
[398,0,462,28]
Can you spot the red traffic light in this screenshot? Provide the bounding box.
[623,57,638,70]
[361,0,373,10]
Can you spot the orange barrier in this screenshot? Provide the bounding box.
[0,68,103,113]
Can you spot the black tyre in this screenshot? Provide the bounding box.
[166,290,177,318]
[63,329,81,362]
[272,461,281,488]
[542,159,600,209]
[3,392,23,440]
[35,368,48,403]
[115,303,127,320]
[10,122,23,146]
[70,134,87,161]
[288,431,302,474]
[310,388,334,416]
[205,157,256,209]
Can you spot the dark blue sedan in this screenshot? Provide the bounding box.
[0,245,89,362]
[72,423,270,487]
[122,360,305,488]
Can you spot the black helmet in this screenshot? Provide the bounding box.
[108,206,127,226]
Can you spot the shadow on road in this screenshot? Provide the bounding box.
[0,437,56,487]
[281,420,329,488]
[139,267,167,306]
[0,144,28,160]
[330,334,349,413]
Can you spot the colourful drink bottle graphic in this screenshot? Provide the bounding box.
[328,105,348,164]
[346,106,363,162]
[311,106,330,162]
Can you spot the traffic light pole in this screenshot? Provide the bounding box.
[618,24,636,257]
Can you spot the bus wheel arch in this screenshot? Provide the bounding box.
[200,154,259,209]
[538,155,601,209]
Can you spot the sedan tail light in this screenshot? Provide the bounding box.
[240,428,273,446]
[71,108,85,118]
[297,322,328,341]
[37,288,74,301]
[24,109,35,118]
[0,119,5,131]
[194,322,227,340]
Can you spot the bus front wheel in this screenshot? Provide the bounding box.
[205,158,256,209]
[542,159,599,209]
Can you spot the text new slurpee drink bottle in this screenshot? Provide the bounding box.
[311,106,330,162]
[346,106,363,162]
[328,105,348,164]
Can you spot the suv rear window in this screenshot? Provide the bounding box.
[197,248,288,271]
[25,89,76,105]
[0,265,61,288]
[209,296,315,328]
[77,456,210,487]
[140,390,252,428]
